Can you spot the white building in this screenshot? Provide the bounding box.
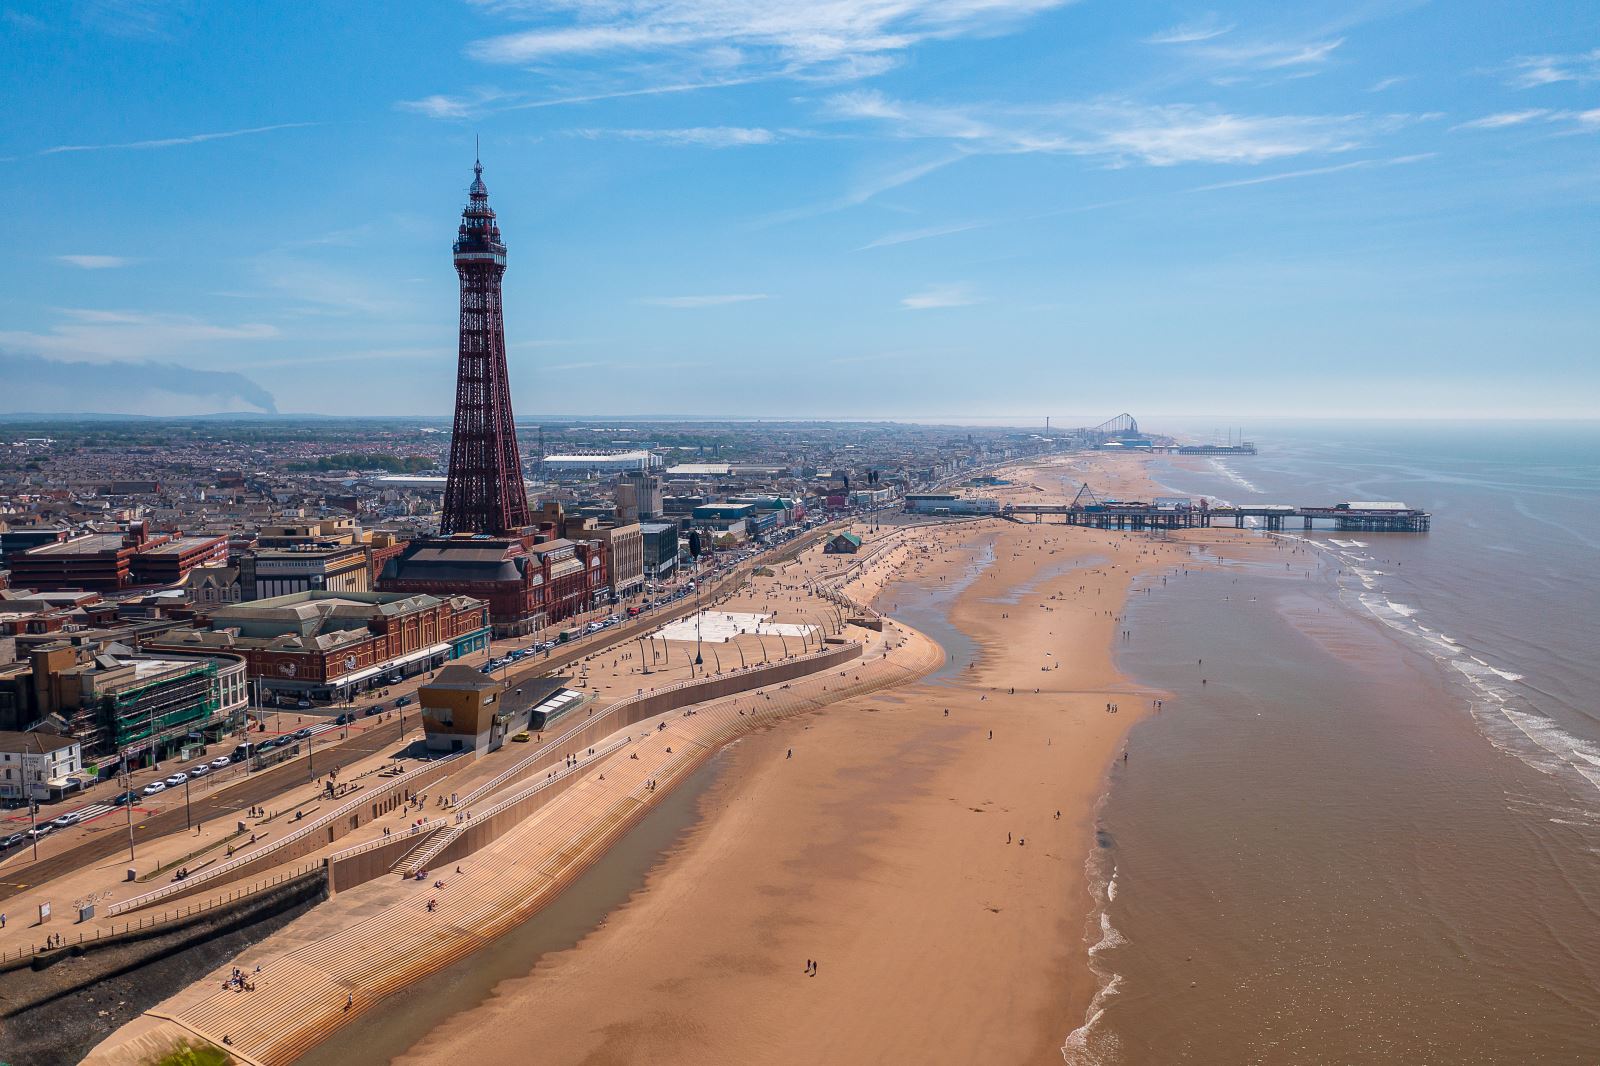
[0,731,83,802]
[542,451,662,479]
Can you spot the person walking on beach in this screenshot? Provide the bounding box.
[345,993,354,1012]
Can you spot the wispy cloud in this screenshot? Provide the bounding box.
[463,0,1073,83]
[1188,37,1344,71]
[572,126,778,147]
[397,76,767,119]
[640,294,770,308]
[1504,48,1600,89]
[0,308,278,363]
[759,152,967,226]
[1369,75,1409,92]
[857,221,985,251]
[38,122,316,156]
[1453,108,1600,133]
[901,283,977,310]
[1453,109,1550,130]
[396,88,514,119]
[56,254,136,269]
[827,91,1381,166]
[1190,153,1432,191]
[1145,16,1233,45]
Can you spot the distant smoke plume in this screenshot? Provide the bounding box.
[0,350,279,415]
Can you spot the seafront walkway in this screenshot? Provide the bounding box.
[85,615,943,1066]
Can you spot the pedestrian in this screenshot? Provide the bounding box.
[345,992,354,1011]
[1,912,7,929]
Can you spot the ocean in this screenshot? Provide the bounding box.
[1068,421,1600,1064]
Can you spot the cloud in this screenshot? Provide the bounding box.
[640,294,770,308]
[901,283,977,310]
[572,126,778,147]
[37,122,316,156]
[463,0,1073,82]
[1190,152,1432,191]
[857,221,985,250]
[827,91,1378,166]
[1504,48,1600,89]
[758,151,967,225]
[398,77,767,119]
[1369,75,1409,92]
[1145,17,1233,45]
[1188,37,1344,70]
[1452,108,1600,133]
[396,89,513,119]
[1453,109,1550,131]
[0,308,278,362]
[0,350,277,415]
[56,254,136,269]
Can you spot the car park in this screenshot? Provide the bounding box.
[165,772,188,787]
[142,781,167,795]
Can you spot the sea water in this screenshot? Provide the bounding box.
[1068,421,1600,1064]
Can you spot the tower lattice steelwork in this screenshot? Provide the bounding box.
[440,158,531,536]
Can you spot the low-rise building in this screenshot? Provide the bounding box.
[0,731,83,802]
[145,590,490,704]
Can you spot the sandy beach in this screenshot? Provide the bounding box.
[388,454,1224,1066]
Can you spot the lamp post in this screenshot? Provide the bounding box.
[122,752,136,862]
[183,774,192,832]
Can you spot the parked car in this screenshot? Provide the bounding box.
[394,696,412,707]
[165,772,188,787]
[27,825,53,839]
[296,699,312,709]
[512,732,531,743]
[188,763,211,778]
[112,791,139,806]
[0,832,26,849]
[142,781,167,796]
[292,727,313,740]
[211,756,231,769]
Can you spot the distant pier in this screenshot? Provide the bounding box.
[1001,487,1431,533]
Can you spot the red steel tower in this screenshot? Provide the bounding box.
[440,158,531,536]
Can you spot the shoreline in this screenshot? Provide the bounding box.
[384,455,1201,1066]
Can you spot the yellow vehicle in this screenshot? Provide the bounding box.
[512,731,531,743]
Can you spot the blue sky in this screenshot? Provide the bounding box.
[1,0,1596,421]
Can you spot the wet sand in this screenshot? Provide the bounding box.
[390,457,1216,1066]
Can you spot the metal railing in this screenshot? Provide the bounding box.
[394,734,634,876]
[1,863,323,965]
[324,818,438,864]
[106,751,468,915]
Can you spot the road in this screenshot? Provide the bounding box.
[0,520,846,900]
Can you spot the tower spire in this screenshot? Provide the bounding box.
[441,157,529,537]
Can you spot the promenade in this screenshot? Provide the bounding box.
[86,614,939,1065]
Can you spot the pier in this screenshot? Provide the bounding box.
[1001,486,1431,533]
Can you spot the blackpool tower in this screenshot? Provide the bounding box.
[440,157,531,536]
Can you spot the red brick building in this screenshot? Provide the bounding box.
[378,533,606,637]
[7,524,227,593]
[143,590,491,702]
